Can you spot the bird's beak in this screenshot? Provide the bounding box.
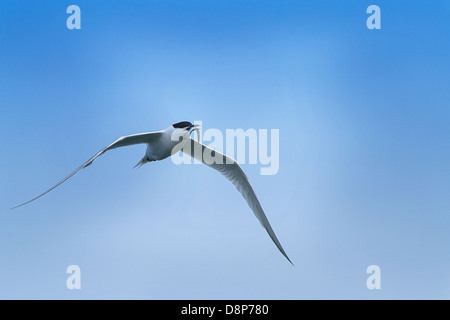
[193,124,201,143]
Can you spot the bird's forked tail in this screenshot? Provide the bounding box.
[133,155,151,169]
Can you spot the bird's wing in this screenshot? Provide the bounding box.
[181,137,292,265]
[11,131,163,209]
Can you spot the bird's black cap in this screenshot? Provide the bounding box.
[172,121,193,129]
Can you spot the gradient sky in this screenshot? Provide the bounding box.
[1,0,449,299]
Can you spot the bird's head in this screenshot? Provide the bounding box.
[172,121,200,142]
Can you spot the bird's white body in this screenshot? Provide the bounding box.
[145,126,190,161]
[12,121,292,265]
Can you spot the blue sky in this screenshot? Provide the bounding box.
[1,0,449,299]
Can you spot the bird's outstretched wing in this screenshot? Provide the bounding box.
[11,131,163,209]
[182,137,293,265]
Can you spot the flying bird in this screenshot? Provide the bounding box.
[12,121,292,265]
